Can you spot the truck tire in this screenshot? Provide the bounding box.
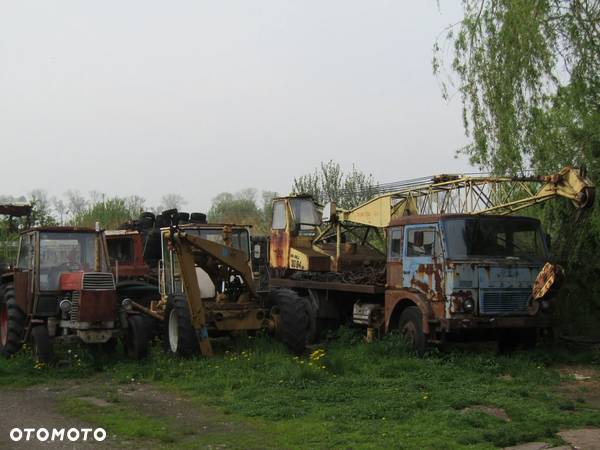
[398,306,426,356]
[124,315,149,360]
[270,289,310,354]
[31,326,54,364]
[0,284,25,357]
[163,294,198,357]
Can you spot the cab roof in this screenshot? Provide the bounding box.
[22,226,98,234]
[0,203,32,217]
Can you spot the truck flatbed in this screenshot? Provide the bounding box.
[270,277,385,295]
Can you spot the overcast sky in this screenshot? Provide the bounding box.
[1,1,470,213]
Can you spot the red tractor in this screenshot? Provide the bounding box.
[0,226,148,363]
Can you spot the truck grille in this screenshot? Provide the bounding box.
[71,291,80,322]
[480,290,530,315]
[82,272,115,291]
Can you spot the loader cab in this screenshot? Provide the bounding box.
[159,224,252,299]
[269,195,324,271]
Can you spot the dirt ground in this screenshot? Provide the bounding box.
[0,380,255,449]
[1,372,600,450]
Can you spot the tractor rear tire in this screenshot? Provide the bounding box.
[125,315,149,360]
[0,283,25,357]
[398,306,426,356]
[163,294,198,358]
[270,289,310,354]
[31,325,54,364]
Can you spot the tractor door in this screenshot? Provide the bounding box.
[402,225,444,303]
[14,232,35,314]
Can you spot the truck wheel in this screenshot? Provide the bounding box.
[125,315,149,360]
[521,328,538,350]
[31,326,54,364]
[163,294,198,357]
[270,289,310,354]
[398,306,426,356]
[0,284,25,357]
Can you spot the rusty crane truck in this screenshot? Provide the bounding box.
[268,166,594,353]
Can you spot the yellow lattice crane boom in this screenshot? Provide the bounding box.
[326,166,594,228]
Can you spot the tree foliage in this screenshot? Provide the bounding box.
[437,0,600,333]
[71,197,144,229]
[292,160,378,209]
[207,189,275,235]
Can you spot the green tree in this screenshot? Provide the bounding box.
[71,197,143,229]
[292,161,378,209]
[436,0,600,334]
[208,189,275,235]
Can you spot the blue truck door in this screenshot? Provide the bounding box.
[402,225,444,301]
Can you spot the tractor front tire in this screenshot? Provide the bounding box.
[398,306,426,356]
[125,315,149,360]
[0,283,25,357]
[31,325,54,364]
[163,294,198,358]
[270,289,310,354]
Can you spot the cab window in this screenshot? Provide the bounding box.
[389,228,402,260]
[272,201,286,230]
[406,228,436,257]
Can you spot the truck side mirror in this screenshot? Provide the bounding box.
[253,244,261,259]
[545,233,552,251]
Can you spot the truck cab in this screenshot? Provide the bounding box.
[385,214,553,341]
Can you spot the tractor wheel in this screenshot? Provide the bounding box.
[0,283,26,357]
[398,306,426,356]
[269,289,310,354]
[163,294,198,357]
[124,315,149,360]
[31,326,54,364]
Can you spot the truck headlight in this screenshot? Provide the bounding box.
[462,297,475,313]
[121,298,133,311]
[59,299,72,313]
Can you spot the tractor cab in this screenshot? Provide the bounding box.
[0,226,146,364]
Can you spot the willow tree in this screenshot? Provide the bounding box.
[435,0,600,333]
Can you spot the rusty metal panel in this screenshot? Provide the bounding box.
[78,291,117,322]
[13,270,31,314]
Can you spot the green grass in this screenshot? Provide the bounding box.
[1,330,600,449]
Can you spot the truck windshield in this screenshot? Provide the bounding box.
[442,218,547,261]
[39,232,106,290]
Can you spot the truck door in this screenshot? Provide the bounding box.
[402,225,444,303]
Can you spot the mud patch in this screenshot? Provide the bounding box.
[558,428,600,450]
[462,405,511,422]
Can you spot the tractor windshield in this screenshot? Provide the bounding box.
[442,217,547,261]
[39,232,107,291]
